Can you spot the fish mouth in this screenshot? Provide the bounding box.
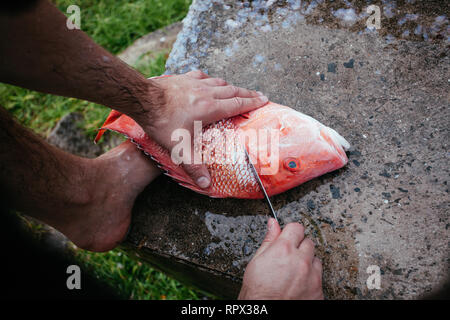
[322,126,350,165]
[326,127,351,151]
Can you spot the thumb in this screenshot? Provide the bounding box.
[254,218,281,258]
[182,163,211,189]
[180,128,211,189]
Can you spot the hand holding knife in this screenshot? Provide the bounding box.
[244,147,279,224]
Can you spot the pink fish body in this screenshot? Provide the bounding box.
[95,101,350,199]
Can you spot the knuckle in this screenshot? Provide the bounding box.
[314,259,323,271]
[301,239,315,254]
[223,98,241,117]
[214,78,227,86]
[229,85,239,96]
[183,163,201,174]
[213,99,222,111]
[313,273,323,288]
[314,256,322,265]
[277,238,293,255]
[198,98,212,109]
[305,238,315,249]
[242,88,253,96]
[286,222,304,235]
[189,70,204,78]
[233,97,243,108]
[192,86,207,94]
[298,259,311,273]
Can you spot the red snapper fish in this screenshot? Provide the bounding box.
[95,100,350,199]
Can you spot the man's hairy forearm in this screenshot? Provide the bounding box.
[0,0,163,119]
[0,106,92,220]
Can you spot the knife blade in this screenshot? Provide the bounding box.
[244,147,279,224]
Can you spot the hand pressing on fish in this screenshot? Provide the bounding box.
[238,219,324,300]
[131,70,269,189]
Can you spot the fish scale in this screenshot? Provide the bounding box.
[202,119,260,197]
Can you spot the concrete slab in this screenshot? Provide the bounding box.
[126,0,449,299]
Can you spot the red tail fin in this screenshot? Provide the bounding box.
[94,110,124,143]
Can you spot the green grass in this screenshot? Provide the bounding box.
[75,249,202,300]
[53,0,191,55]
[0,0,202,300]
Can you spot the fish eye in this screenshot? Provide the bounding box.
[284,158,301,172]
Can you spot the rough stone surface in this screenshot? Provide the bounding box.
[118,22,183,66]
[127,0,449,299]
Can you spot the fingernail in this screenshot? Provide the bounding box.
[257,91,264,95]
[260,95,268,102]
[268,218,276,231]
[197,176,210,188]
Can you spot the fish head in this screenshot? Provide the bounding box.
[240,103,350,196]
